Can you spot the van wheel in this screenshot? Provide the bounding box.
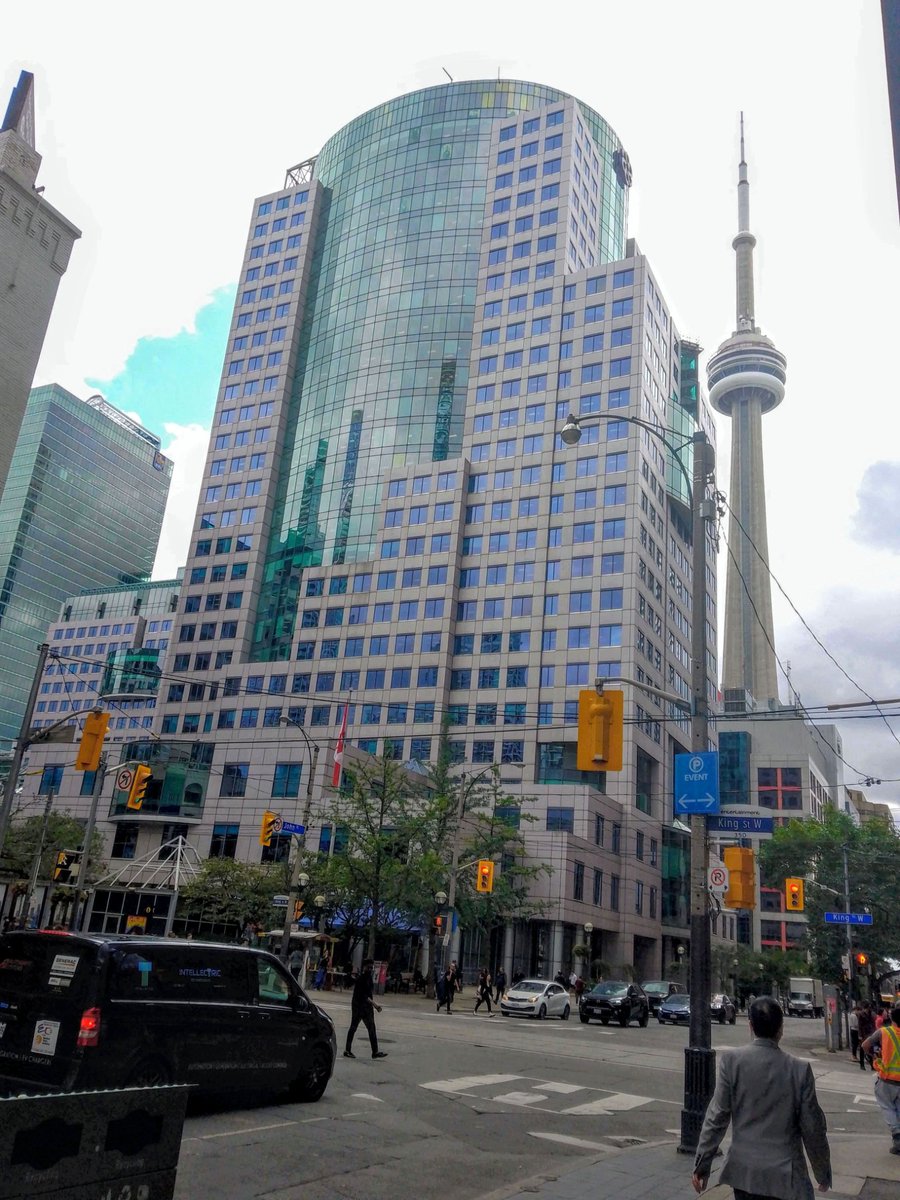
[125,1058,172,1088]
[288,1047,331,1103]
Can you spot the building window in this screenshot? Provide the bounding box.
[573,861,585,901]
[546,807,574,833]
[111,823,139,860]
[272,763,302,798]
[210,823,239,859]
[220,764,249,797]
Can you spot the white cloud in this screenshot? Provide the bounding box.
[152,423,210,580]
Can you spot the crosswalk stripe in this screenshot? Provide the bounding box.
[529,1132,615,1151]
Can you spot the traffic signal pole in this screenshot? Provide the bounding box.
[843,845,857,1003]
[679,431,717,1153]
[70,752,107,932]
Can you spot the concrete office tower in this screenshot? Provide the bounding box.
[0,386,172,743]
[145,82,720,977]
[0,71,81,498]
[708,120,786,711]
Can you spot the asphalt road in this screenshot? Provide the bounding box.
[175,995,880,1200]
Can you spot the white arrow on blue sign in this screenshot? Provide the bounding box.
[674,751,720,815]
[824,912,873,926]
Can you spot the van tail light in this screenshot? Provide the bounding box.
[77,1007,101,1047]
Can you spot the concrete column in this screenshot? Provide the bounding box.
[502,922,514,979]
[549,920,564,980]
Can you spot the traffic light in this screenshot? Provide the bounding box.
[476,860,495,894]
[259,810,280,847]
[54,849,81,885]
[293,899,305,921]
[785,877,805,911]
[576,688,624,772]
[126,764,153,811]
[74,711,109,772]
[723,846,756,909]
[433,914,444,935]
[855,952,869,973]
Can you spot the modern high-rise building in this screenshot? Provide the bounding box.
[0,71,81,499]
[22,83,724,974]
[0,386,172,743]
[708,120,786,712]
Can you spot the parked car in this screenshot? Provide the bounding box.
[579,981,649,1027]
[500,978,570,1020]
[0,931,337,1100]
[711,993,737,1024]
[658,994,692,1025]
[641,980,685,1015]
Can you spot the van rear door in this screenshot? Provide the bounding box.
[0,933,99,1093]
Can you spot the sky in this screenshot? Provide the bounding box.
[4,0,900,817]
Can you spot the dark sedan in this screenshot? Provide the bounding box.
[642,980,685,1015]
[579,981,649,1027]
[658,994,691,1024]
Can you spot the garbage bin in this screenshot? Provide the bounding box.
[0,1084,191,1200]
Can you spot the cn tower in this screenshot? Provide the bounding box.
[708,117,786,709]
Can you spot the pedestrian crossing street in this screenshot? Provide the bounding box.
[421,1072,661,1117]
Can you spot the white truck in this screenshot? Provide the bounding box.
[787,977,825,1018]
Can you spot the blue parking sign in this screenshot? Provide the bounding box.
[674,752,720,814]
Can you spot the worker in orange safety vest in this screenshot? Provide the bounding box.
[861,1003,900,1156]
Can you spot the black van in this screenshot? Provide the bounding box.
[0,931,337,1100]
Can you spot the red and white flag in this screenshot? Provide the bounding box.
[332,703,348,787]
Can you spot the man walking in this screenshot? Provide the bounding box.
[473,967,494,1016]
[493,967,507,1006]
[692,997,831,1198]
[344,959,388,1060]
[859,1002,876,1071]
[860,1002,900,1155]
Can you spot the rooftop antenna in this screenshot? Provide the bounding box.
[442,68,454,83]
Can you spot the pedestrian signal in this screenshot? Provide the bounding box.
[576,689,623,772]
[475,860,495,894]
[433,914,444,934]
[74,710,109,772]
[855,952,869,971]
[785,877,805,911]
[54,849,81,885]
[293,899,304,921]
[126,764,153,811]
[259,810,280,847]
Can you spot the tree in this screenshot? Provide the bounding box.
[1,807,107,927]
[178,858,285,934]
[758,808,900,984]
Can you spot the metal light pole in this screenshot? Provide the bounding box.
[70,751,108,932]
[560,416,717,1151]
[278,717,321,963]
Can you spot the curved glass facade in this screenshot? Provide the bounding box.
[254,81,627,657]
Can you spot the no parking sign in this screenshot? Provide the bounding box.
[708,865,729,894]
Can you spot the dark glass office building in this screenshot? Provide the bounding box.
[0,386,172,742]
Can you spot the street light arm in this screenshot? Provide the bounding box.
[560,412,697,502]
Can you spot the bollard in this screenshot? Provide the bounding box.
[0,1084,190,1200]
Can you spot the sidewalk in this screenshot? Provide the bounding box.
[496,1134,900,1200]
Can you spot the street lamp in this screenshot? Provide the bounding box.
[277,716,322,962]
[559,411,717,1151]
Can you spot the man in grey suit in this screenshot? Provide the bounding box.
[692,997,831,1199]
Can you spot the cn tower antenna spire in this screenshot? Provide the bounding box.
[734,112,755,329]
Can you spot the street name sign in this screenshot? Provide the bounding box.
[280,820,305,836]
[824,912,873,926]
[706,815,774,835]
[674,751,720,814]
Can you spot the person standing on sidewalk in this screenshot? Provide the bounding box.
[691,997,831,1198]
[473,968,494,1016]
[493,966,507,1005]
[849,1003,861,1062]
[859,1002,876,1070]
[344,959,388,1060]
[860,1003,900,1155]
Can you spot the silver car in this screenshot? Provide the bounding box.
[500,979,571,1020]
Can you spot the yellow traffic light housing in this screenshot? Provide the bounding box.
[785,877,805,911]
[74,711,109,772]
[54,849,81,884]
[126,764,153,811]
[293,899,305,921]
[476,859,495,894]
[723,846,756,909]
[576,688,624,772]
[259,810,280,847]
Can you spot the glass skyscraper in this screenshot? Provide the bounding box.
[31,82,721,976]
[0,386,172,742]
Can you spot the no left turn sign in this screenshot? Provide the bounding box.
[116,766,135,793]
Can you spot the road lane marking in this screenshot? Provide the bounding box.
[422,1073,521,1093]
[541,1082,584,1093]
[529,1132,615,1150]
[493,1091,549,1106]
[194,1120,297,1140]
[350,1092,384,1102]
[562,1092,649,1115]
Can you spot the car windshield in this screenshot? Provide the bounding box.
[642,982,671,996]
[590,982,627,996]
[511,981,546,993]
[665,996,691,1007]
[712,994,728,1003]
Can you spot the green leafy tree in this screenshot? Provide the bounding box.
[758,808,900,984]
[178,858,286,934]
[2,809,106,887]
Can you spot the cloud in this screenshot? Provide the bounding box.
[152,422,211,580]
[84,285,235,436]
[851,462,900,554]
[779,591,900,824]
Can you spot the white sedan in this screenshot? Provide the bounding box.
[500,979,571,1020]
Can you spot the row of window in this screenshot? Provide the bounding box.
[239,280,294,306]
[208,453,267,476]
[195,534,254,556]
[234,301,292,330]
[256,190,309,217]
[212,429,270,451]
